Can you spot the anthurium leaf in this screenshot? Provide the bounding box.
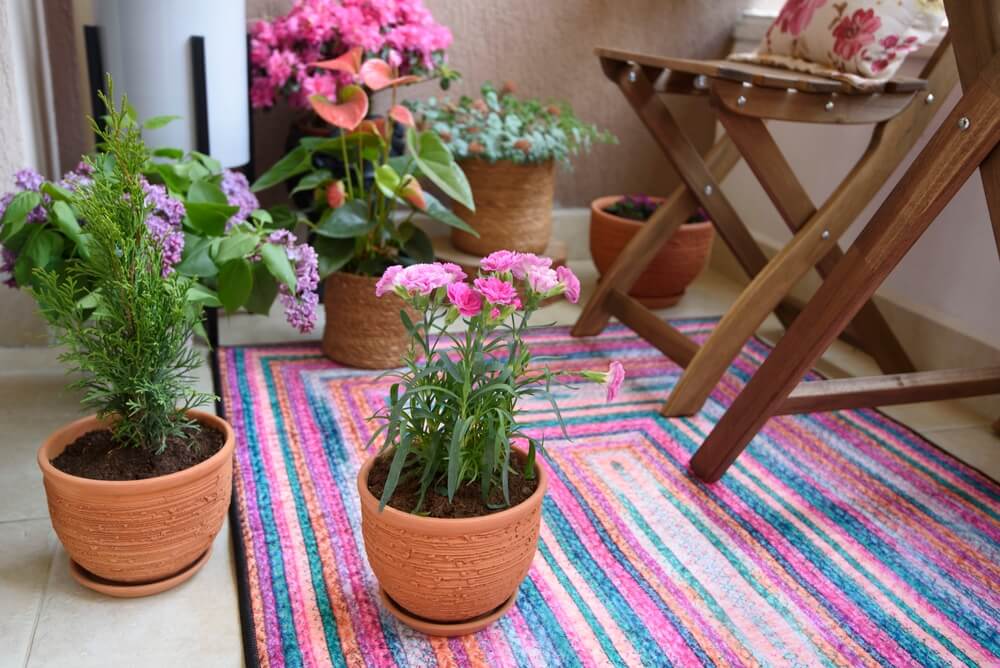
[214,231,259,264]
[289,169,333,196]
[407,128,474,210]
[419,191,478,236]
[187,179,228,205]
[314,199,372,239]
[217,258,253,313]
[244,261,279,315]
[312,236,355,277]
[143,114,181,130]
[374,164,401,198]
[0,191,42,242]
[260,242,297,292]
[252,145,312,192]
[400,224,433,262]
[267,204,298,229]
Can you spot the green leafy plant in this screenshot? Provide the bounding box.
[30,88,210,452]
[406,82,616,165]
[369,252,624,513]
[252,47,477,278]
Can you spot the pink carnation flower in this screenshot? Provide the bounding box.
[446,282,482,317]
[375,265,404,297]
[526,266,559,294]
[481,250,521,273]
[396,262,459,295]
[557,265,580,303]
[512,253,552,280]
[473,276,519,306]
[605,361,625,402]
[441,262,466,282]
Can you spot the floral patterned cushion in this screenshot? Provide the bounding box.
[729,0,946,89]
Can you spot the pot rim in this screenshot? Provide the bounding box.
[590,195,713,229]
[457,157,555,170]
[37,409,234,492]
[357,446,548,532]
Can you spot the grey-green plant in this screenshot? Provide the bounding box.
[32,88,210,453]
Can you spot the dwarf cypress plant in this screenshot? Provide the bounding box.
[32,87,210,453]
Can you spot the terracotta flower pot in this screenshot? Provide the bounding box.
[37,409,234,596]
[589,195,715,308]
[451,159,556,255]
[322,271,414,369]
[357,450,547,634]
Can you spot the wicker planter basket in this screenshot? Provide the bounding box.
[322,272,414,369]
[451,159,555,255]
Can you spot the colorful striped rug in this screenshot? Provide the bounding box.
[218,318,1000,668]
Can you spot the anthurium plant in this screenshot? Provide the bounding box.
[0,112,320,334]
[369,251,625,513]
[252,47,476,278]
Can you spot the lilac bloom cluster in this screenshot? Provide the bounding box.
[141,178,186,277]
[220,170,259,231]
[268,229,320,333]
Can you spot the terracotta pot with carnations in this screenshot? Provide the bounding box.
[359,250,625,635]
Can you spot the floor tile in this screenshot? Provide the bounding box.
[0,520,53,668]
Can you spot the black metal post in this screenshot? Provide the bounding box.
[83,25,107,144]
[189,35,211,155]
[242,33,256,182]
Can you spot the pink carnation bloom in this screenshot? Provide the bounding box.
[557,265,581,303]
[396,262,459,295]
[446,282,482,317]
[605,361,625,402]
[441,262,466,282]
[473,276,519,306]
[375,265,404,297]
[512,253,552,280]
[480,249,521,273]
[526,266,559,294]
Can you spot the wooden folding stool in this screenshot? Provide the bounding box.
[573,33,958,418]
[690,0,1000,483]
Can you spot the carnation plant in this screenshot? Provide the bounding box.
[0,116,320,334]
[370,251,624,512]
[253,48,475,277]
[249,0,458,110]
[406,82,616,165]
[30,90,210,452]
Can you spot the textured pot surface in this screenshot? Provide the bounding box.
[37,410,234,586]
[358,452,547,624]
[322,272,413,369]
[590,195,715,306]
[452,159,556,255]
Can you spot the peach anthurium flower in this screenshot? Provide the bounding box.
[389,104,415,127]
[399,175,427,210]
[356,118,388,139]
[310,85,368,131]
[311,46,363,76]
[326,180,346,209]
[360,58,420,91]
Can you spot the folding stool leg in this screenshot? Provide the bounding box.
[690,52,1000,482]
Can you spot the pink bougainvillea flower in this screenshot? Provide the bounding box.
[311,46,363,75]
[400,175,427,211]
[473,276,519,306]
[832,9,881,60]
[360,58,421,90]
[511,253,552,280]
[310,85,368,131]
[556,265,581,303]
[605,361,625,402]
[481,250,521,273]
[326,180,346,209]
[446,282,482,317]
[389,104,415,127]
[375,265,404,297]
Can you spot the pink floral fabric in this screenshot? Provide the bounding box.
[730,0,945,86]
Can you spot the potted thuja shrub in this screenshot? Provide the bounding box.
[358,251,625,635]
[590,195,715,308]
[253,48,476,368]
[28,93,234,597]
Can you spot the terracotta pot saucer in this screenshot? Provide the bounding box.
[69,547,212,598]
[380,588,517,637]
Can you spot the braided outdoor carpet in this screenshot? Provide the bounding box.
[218,318,1000,668]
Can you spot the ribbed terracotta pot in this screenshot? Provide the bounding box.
[322,271,414,369]
[590,195,715,308]
[358,450,547,632]
[451,159,555,255]
[37,410,234,595]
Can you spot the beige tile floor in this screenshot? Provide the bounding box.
[0,261,996,667]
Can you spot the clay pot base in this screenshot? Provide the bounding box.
[69,548,212,598]
[380,588,517,637]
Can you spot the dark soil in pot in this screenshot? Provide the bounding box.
[51,425,225,481]
[366,454,540,518]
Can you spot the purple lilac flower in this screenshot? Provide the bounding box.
[57,162,94,193]
[12,168,49,223]
[1,247,16,288]
[141,178,186,277]
[268,230,319,333]
[220,170,259,230]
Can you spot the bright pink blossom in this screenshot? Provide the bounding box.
[473,276,519,306]
[480,250,521,273]
[557,265,580,303]
[605,361,625,402]
[446,282,482,317]
[440,262,466,282]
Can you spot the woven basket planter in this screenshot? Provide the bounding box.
[322,272,414,369]
[590,195,715,308]
[451,159,555,255]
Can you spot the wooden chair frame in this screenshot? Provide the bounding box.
[573,35,959,418]
[690,0,1000,482]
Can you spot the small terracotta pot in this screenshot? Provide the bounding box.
[37,410,234,593]
[322,271,414,369]
[357,450,547,630]
[590,195,715,308]
[451,159,556,255]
